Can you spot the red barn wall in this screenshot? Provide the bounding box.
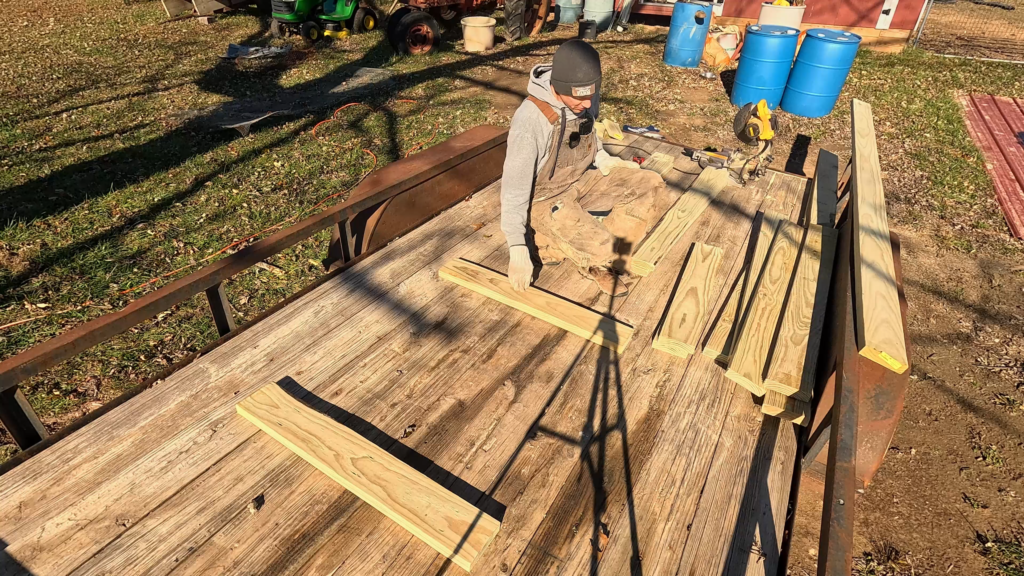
[721,0,926,31]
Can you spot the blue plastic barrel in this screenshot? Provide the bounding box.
[663,1,712,69]
[555,0,584,24]
[583,0,615,31]
[781,29,862,118]
[731,24,799,110]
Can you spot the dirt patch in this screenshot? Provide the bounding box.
[460,65,530,122]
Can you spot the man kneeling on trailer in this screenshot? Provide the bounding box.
[500,40,672,296]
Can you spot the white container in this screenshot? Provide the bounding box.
[757,3,806,29]
[462,16,496,52]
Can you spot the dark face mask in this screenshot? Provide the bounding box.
[568,117,594,149]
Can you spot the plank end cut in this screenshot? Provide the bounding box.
[236,384,501,572]
[439,258,634,354]
[851,99,910,375]
[762,390,810,426]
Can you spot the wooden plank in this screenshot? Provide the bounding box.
[439,258,634,353]
[594,173,808,576]
[653,243,724,357]
[475,183,769,576]
[850,99,909,374]
[764,225,838,401]
[725,220,805,396]
[806,149,839,227]
[0,188,510,575]
[0,126,508,395]
[160,0,193,16]
[631,167,731,276]
[702,212,784,363]
[761,390,811,426]
[235,383,500,572]
[641,152,676,177]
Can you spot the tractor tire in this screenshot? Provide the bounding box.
[431,6,461,30]
[505,0,526,41]
[353,7,378,33]
[386,7,412,40]
[389,10,440,55]
[300,20,322,45]
[270,18,285,38]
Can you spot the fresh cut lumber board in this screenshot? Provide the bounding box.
[631,167,732,276]
[653,242,725,358]
[439,258,634,353]
[851,99,910,374]
[236,383,501,572]
[703,211,784,363]
[725,220,805,396]
[761,390,811,426]
[764,225,838,401]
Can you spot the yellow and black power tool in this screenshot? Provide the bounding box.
[683,99,779,184]
[732,99,778,183]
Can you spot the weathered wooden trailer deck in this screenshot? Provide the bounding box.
[0,134,813,575]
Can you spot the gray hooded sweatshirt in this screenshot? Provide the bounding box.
[500,64,613,248]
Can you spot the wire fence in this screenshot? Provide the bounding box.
[915,0,1024,62]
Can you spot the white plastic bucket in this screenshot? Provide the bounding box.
[462,16,496,52]
[757,3,806,29]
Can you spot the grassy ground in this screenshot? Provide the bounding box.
[2,0,1024,572]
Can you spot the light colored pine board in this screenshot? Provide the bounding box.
[725,220,805,396]
[467,182,767,576]
[630,167,732,276]
[641,152,676,177]
[702,212,784,363]
[235,383,500,572]
[764,225,838,401]
[439,258,634,353]
[761,390,811,426]
[593,173,808,576]
[147,247,595,575]
[0,187,507,576]
[806,149,839,227]
[653,243,725,358]
[851,99,909,374]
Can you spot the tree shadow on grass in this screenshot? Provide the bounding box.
[0,31,661,301]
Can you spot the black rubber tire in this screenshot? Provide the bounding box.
[431,6,461,30]
[505,0,526,41]
[269,18,285,38]
[299,20,322,45]
[386,7,412,42]
[353,7,378,33]
[389,10,441,55]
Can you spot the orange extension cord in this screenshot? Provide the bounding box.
[0,99,442,332]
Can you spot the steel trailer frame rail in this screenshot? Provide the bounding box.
[0,125,508,452]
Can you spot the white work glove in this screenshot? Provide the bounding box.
[594,150,640,176]
[508,245,534,292]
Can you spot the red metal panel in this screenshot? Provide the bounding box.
[890,0,927,31]
[802,0,840,26]
[722,0,761,20]
[834,0,883,28]
[960,94,1024,238]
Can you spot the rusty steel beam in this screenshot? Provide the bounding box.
[0,126,508,399]
[205,282,237,337]
[817,217,858,576]
[0,388,47,449]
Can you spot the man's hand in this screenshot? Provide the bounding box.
[508,245,534,291]
[596,155,640,176]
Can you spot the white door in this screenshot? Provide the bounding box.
[876,0,900,29]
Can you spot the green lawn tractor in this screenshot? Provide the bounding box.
[270,0,380,44]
